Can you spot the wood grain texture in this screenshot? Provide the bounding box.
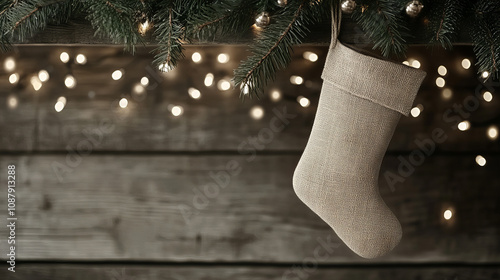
[0,264,499,280]
[0,154,498,262]
[1,45,498,152]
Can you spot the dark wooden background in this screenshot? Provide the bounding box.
[0,19,499,280]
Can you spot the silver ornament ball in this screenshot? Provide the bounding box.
[255,12,271,28]
[277,0,287,7]
[406,0,424,18]
[341,0,357,14]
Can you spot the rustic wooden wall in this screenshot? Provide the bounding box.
[0,42,499,279]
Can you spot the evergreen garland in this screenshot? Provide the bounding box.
[1,0,499,97]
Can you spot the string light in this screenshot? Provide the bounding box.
[54,96,66,112]
[441,88,453,100]
[30,76,42,91]
[158,63,173,72]
[217,79,231,91]
[402,61,410,66]
[139,20,150,35]
[204,73,214,87]
[140,76,149,86]
[250,106,264,120]
[133,84,145,94]
[457,120,470,131]
[437,65,447,76]
[487,126,498,140]
[171,105,183,116]
[60,52,70,63]
[7,95,18,109]
[64,75,76,89]
[57,96,67,105]
[303,51,318,62]
[475,155,486,166]
[290,75,303,85]
[3,57,15,72]
[119,98,128,108]
[241,83,250,95]
[192,52,202,63]
[297,96,310,107]
[410,107,421,118]
[482,71,489,78]
[188,87,201,99]
[443,209,453,220]
[38,70,50,82]
[112,69,123,80]
[270,90,282,102]
[410,59,421,69]
[8,73,19,84]
[483,91,493,102]
[461,58,471,69]
[435,77,445,88]
[75,54,87,65]
[217,53,229,64]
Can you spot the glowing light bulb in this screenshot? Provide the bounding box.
[437,65,447,76]
[30,76,42,91]
[461,58,471,69]
[436,77,445,88]
[475,155,486,166]
[4,57,15,72]
[303,51,318,62]
[60,52,70,63]
[217,79,231,91]
[250,106,264,120]
[112,69,123,80]
[188,88,201,99]
[482,71,489,78]
[192,52,202,63]
[171,105,183,116]
[8,73,19,84]
[241,83,250,95]
[443,209,452,220]
[204,73,214,87]
[487,126,498,140]
[411,59,421,69]
[139,20,150,35]
[298,96,310,107]
[483,91,493,102]
[140,76,149,86]
[75,54,87,65]
[54,101,65,112]
[158,63,172,72]
[290,75,303,85]
[457,120,470,131]
[38,70,50,82]
[7,95,18,109]
[270,90,282,102]
[119,98,128,108]
[410,107,421,118]
[441,88,453,100]
[64,75,76,89]
[217,53,229,64]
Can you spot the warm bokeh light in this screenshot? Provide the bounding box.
[76,54,87,65]
[461,58,471,69]
[60,52,70,63]
[487,126,498,140]
[411,59,421,69]
[133,84,145,94]
[139,20,150,35]
[402,61,410,66]
[297,96,310,107]
[4,57,15,72]
[475,155,486,166]
[54,101,65,112]
[64,75,76,89]
[410,107,421,118]
[188,88,201,99]
[57,96,67,105]
[250,106,264,120]
[483,91,493,102]
[303,51,318,62]
[7,95,18,109]
[217,53,229,64]
[270,90,282,102]
[140,76,149,86]
[482,71,489,78]
[112,69,123,80]
[441,88,453,100]
[204,73,214,87]
[437,65,447,76]
[458,120,470,131]
[435,77,445,88]
[444,209,453,220]
[30,76,42,91]
[8,73,19,84]
[38,70,50,82]
[171,105,183,116]
[290,75,303,85]
[192,52,202,63]
[217,79,231,91]
[119,98,128,108]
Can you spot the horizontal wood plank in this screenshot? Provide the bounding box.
[1,45,498,152]
[0,264,498,280]
[0,154,498,262]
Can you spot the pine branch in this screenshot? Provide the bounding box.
[233,0,327,98]
[426,0,466,49]
[83,0,142,52]
[353,0,408,57]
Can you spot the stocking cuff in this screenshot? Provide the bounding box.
[321,41,427,116]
